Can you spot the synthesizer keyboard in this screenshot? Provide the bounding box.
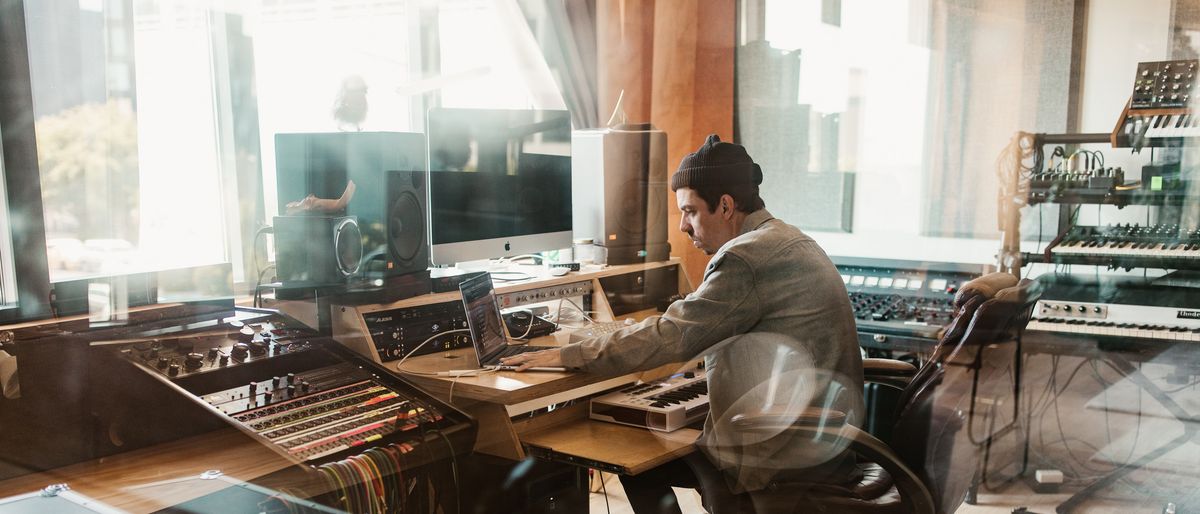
[1051,224,1200,260]
[590,368,708,432]
[1112,59,1199,148]
[1026,274,1200,345]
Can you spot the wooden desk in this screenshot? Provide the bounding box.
[395,317,702,471]
[0,428,310,513]
[0,260,698,513]
[380,261,702,474]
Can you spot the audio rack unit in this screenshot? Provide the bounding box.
[359,300,472,362]
[333,278,595,364]
[496,279,593,310]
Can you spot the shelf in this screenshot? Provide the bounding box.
[1021,251,1200,271]
[1111,133,1200,149]
[1026,187,1192,207]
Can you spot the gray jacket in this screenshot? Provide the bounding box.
[560,209,864,490]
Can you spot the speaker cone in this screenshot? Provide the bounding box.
[389,191,425,264]
[333,217,363,277]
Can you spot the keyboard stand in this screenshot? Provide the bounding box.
[1054,354,1199,514]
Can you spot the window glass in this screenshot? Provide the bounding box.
[0,130,15,307]
[28,1,228,282]
[26,0,562,286]
[737,0,1076,264]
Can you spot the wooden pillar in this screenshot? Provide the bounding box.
[597,0,655,122]
[650,0,736,286]
[596,0,736,287]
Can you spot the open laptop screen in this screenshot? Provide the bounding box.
[459,273,507,361]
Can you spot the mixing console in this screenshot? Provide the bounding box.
[835,257,987,348]
[212,362,450,461]
[116,312,475,465]
[120,317,315,378]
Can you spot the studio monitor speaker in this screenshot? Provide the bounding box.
[385,169,429,275]
[275,132,428,277]
[571,124,670,265]
[274,215,363,286]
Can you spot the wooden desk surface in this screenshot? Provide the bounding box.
[515,404,700,476]
[0,429,305,513]
[393,308,668,405]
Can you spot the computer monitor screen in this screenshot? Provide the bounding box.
[427,108,572,265]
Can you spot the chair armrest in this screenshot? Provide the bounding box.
[730,418,937,514]
[730,407,846,429]
[863,358,917,377]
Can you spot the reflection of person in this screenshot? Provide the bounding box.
[502,134,863,512]
[332,75,368,131]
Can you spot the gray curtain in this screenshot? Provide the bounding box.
[517,0,600,129]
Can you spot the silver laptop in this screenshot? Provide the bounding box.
[459,273,563,369]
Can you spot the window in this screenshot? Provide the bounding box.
[22,0,564,293]
[0,134,16,307]
[736,0,1078,264]
[27,1,231,282]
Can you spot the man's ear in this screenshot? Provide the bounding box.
[721,194,735,218]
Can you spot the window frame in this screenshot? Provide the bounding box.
[0,0,53,323]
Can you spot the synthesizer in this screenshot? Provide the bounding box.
[590,368,708,432]
[835,257,988,349]
[1026,274,1200,345]
[1112,59,1199,148]
[117,312,476,465]
[1049,223,1200,264]
[1028,167,1126,193]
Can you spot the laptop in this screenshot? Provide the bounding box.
[459,273,565,370]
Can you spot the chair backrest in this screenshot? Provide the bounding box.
[892,272,1017,412]
[889,278,1040,514]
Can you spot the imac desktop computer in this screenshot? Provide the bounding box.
[426,108,573,267]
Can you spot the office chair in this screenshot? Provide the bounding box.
[861,272,1019,442]
[718,277,1040,514]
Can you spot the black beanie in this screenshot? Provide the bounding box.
[670,134,763,191]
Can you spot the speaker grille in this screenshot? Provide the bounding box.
[333,218,363,277]
[388,190,425,264]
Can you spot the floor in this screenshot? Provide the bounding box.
[587,347,1200,513]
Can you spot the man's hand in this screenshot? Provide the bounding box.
[499,348,565,371]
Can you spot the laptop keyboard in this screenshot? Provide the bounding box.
[496,345,552,359]
[568,320,634,343]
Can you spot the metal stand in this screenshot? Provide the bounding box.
[1055,355,1198,513]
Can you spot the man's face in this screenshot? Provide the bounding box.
[676,188,730,255]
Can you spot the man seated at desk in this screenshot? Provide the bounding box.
[502,134,864,513]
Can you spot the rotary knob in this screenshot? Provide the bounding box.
[248,340,268,356]
[231,343,249,360]
[238,326,255,343]
[167,363,180,376]
[156,356,170,369]
[184,352,205,369]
